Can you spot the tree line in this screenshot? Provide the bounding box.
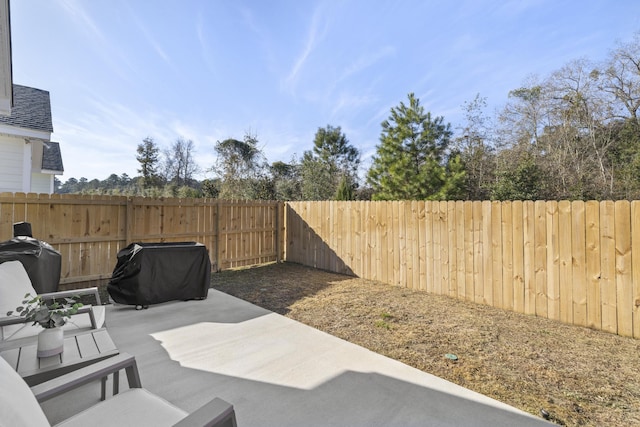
[57,33,640,201]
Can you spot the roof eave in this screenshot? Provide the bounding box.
[0,123,50,140]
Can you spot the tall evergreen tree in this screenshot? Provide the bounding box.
[367,93,464,200]
[301,125,360,200]
[136,137,161,188]
[335,175,354,200]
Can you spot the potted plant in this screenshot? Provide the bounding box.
[7,293,83,357]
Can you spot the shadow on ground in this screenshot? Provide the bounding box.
[211,262,353,315]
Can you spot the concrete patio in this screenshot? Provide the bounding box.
[41,289,550,426]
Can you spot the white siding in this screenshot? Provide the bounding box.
[30,172,52,194]
[0,136,25,192]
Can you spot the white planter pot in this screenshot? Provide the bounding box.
[37,327,64,358]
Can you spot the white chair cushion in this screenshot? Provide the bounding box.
[0,355,50,427]
[54,388,188,427]
[0,261,39,340]
[0,260,38,315]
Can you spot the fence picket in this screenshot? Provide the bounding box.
[455,201,466,300]
[547,201,560,321]
[615,201,633,337]
[632,201,640,339]
[571,201,587,327]
[502,201,514,312]
[512,201,525,313]
[473,201,484,304]
[600,201,617,334]
[559,200,572,324]
[482,201,493,306]
[585,201,602,330]
[491,201,502,309]
[463,201,474,302]
[418,201,427,291]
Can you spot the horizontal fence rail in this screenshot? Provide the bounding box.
[0,193,283,289]
[286,200,640,339]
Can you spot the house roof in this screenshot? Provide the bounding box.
[0,84,53,132]
[42,141,63,172]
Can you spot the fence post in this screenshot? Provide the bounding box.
[125,196,134,246]
[275,202,280,263]
[214,200,220,272]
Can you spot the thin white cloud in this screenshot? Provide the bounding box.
[57,0,138,83]
[58,0,104,42]
[366,102,396,130]
[238,6,262,39]
[339,46,395,82]
[238,6,279,74]
[330,93,376,118]
[494,0,548,19]
[451,33,482,53]
[196,12,217,75]
[122,2,171,65]
[282,5,329,95]
[53,99,204,179]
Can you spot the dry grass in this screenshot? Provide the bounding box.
[211,262,640,426]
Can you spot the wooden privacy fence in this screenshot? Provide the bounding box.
[0,193,283,288]
[286,200,640,338]
[3,193,640,338]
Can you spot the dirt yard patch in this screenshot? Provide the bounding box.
[211,262,640,426]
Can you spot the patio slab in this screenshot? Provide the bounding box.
[41,289,550,426]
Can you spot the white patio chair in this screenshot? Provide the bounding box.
[0,352,237,427]
[0,260,106,342]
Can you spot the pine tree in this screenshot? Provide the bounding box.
[335,175,354,200]
[301,125,360,200]
[367,93,464,200]
[136,137,161,188]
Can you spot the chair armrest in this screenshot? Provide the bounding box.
[75,305,99,329]
[173,397,237,427]
[0,315,32,327]
[40,288,102,328]
[31,352,142,402]
[0,306,98,329]
[39,286,102,305]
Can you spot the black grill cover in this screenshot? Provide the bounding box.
[0,237,61,294]
[108,242,211,306]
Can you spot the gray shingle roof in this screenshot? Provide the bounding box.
[42,141,63,172]
[0,84,53,132]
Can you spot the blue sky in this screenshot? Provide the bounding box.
[9,0,640,182]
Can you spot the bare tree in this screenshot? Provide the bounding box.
[454,94,495,200]
[542,58,613,198]
[497,75,549,149]
[165,137,199,187]
[600,32,640,124]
